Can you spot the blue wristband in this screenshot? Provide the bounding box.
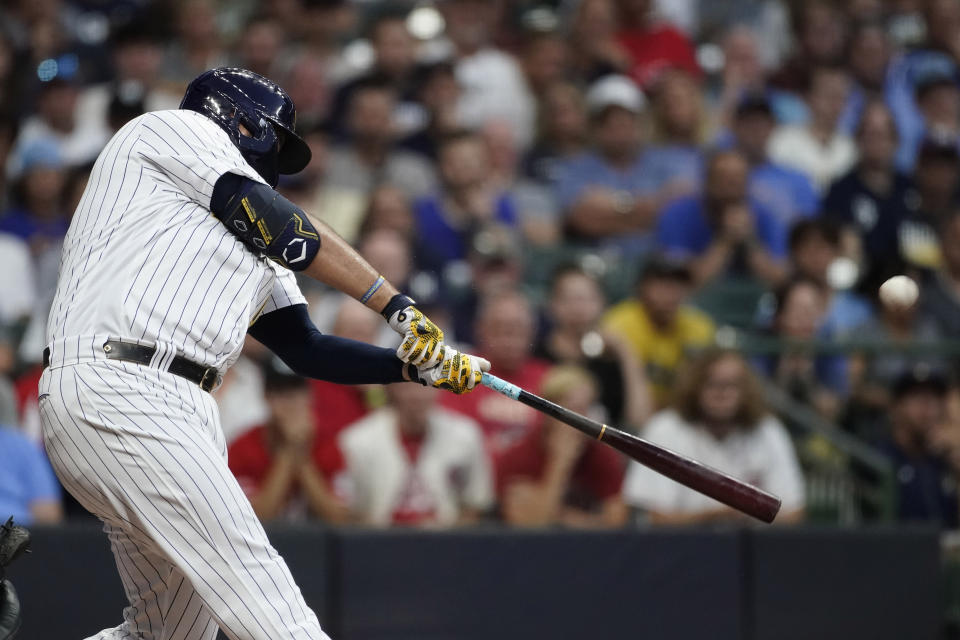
[360,275,385,303]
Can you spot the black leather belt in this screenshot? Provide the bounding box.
[42,340,221,392]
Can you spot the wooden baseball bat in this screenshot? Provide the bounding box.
[481,372,782,523]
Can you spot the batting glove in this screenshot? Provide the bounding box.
[382,295,445,369]
[407,346,491,394]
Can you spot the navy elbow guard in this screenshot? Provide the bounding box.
[211,173,320,271]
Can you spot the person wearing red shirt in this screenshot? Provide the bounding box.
[497,365,627,528]
[614,0,700,89]
[440,290,550,455]
[228,361,351,523]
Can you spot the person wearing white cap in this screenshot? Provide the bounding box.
[553,75,667,257]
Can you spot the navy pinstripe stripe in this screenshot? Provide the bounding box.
[51,124,140,334]
[122,201,192,306]
[65,373,264,639]
[90,365,314,631]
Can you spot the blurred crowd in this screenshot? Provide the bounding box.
[2,0,960,531]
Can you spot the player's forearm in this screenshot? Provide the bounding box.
[249,304,407,385]
[302,215,398,313]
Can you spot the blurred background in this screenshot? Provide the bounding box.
[2,0,960,637]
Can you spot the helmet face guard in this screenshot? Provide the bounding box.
[180,68,311,187]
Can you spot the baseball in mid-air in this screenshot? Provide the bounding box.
[879,275,919,309]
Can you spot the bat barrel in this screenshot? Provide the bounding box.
[480,373,782,523]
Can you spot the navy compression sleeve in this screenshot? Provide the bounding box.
[248,304,406,385]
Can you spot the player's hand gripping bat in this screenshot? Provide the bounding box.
[480,373,782,523]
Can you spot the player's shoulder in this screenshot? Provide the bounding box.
[134,110,231,145]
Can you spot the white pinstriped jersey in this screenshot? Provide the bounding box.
[46,110,305,371]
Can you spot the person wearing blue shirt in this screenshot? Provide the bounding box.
[730,94,820,230]
[885,0,960,170]
[0,140,70,249]
[0,425,62,525]
[656,149,788,287]
[553,75,664,257]
[412,131,518,275]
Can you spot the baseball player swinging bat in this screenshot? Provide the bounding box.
[481,373,782,523]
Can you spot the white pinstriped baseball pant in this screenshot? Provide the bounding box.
[38,359,331,640]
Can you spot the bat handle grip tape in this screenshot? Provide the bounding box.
[481,372,521,400]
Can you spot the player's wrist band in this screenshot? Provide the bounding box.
[381,293,415,320]
[360,275,385,304]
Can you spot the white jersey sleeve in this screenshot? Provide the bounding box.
[261,265,307,316]
[136,110,266,208]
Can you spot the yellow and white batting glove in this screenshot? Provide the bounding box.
[382,294,445,369]
[407,346,491,394]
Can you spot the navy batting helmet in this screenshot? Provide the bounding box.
[180,68,311,187]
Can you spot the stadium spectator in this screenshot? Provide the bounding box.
[554,74,662,257]
[0,233,35,329]
[731,94,819,230]
[656,149,788,287]
[874,367,959,527]
[899,133,960,270]
[441,290,551,455]
[292,127,367,245]
[74,21,179,146]
[326,10,422,139]
[839,20,894,134]
[442,223,526,344]
[228,361,350,523]
[338,381,493,527]
[0,140,68,253]
[326,80,436,201]
[847,285,946,439]
[7,78,106,179]
[711,26,806,129]
[768,66,857,192]
[887,0,960,169]
[568,0,632,82]
[518,31,569,105]
[754,277,845,420]
[162,0,228,86]
[537,265,653,428]
[480,119,560,246]
[440,0,533,148]
[357,183,416,240]
[786,219,872,335]
[523,81,589,186]
[233,14,286,79]
[0,422,62,525]
[822,101,914,291]
[602,255,714,408]
[614,0,700,89]
[497,366,627,528]
[770,1,848,94]
[412,131,518,276]
[643,69,707,194]
[920,210,960,338]
[399,61,462,161]
[622,348,806,524]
